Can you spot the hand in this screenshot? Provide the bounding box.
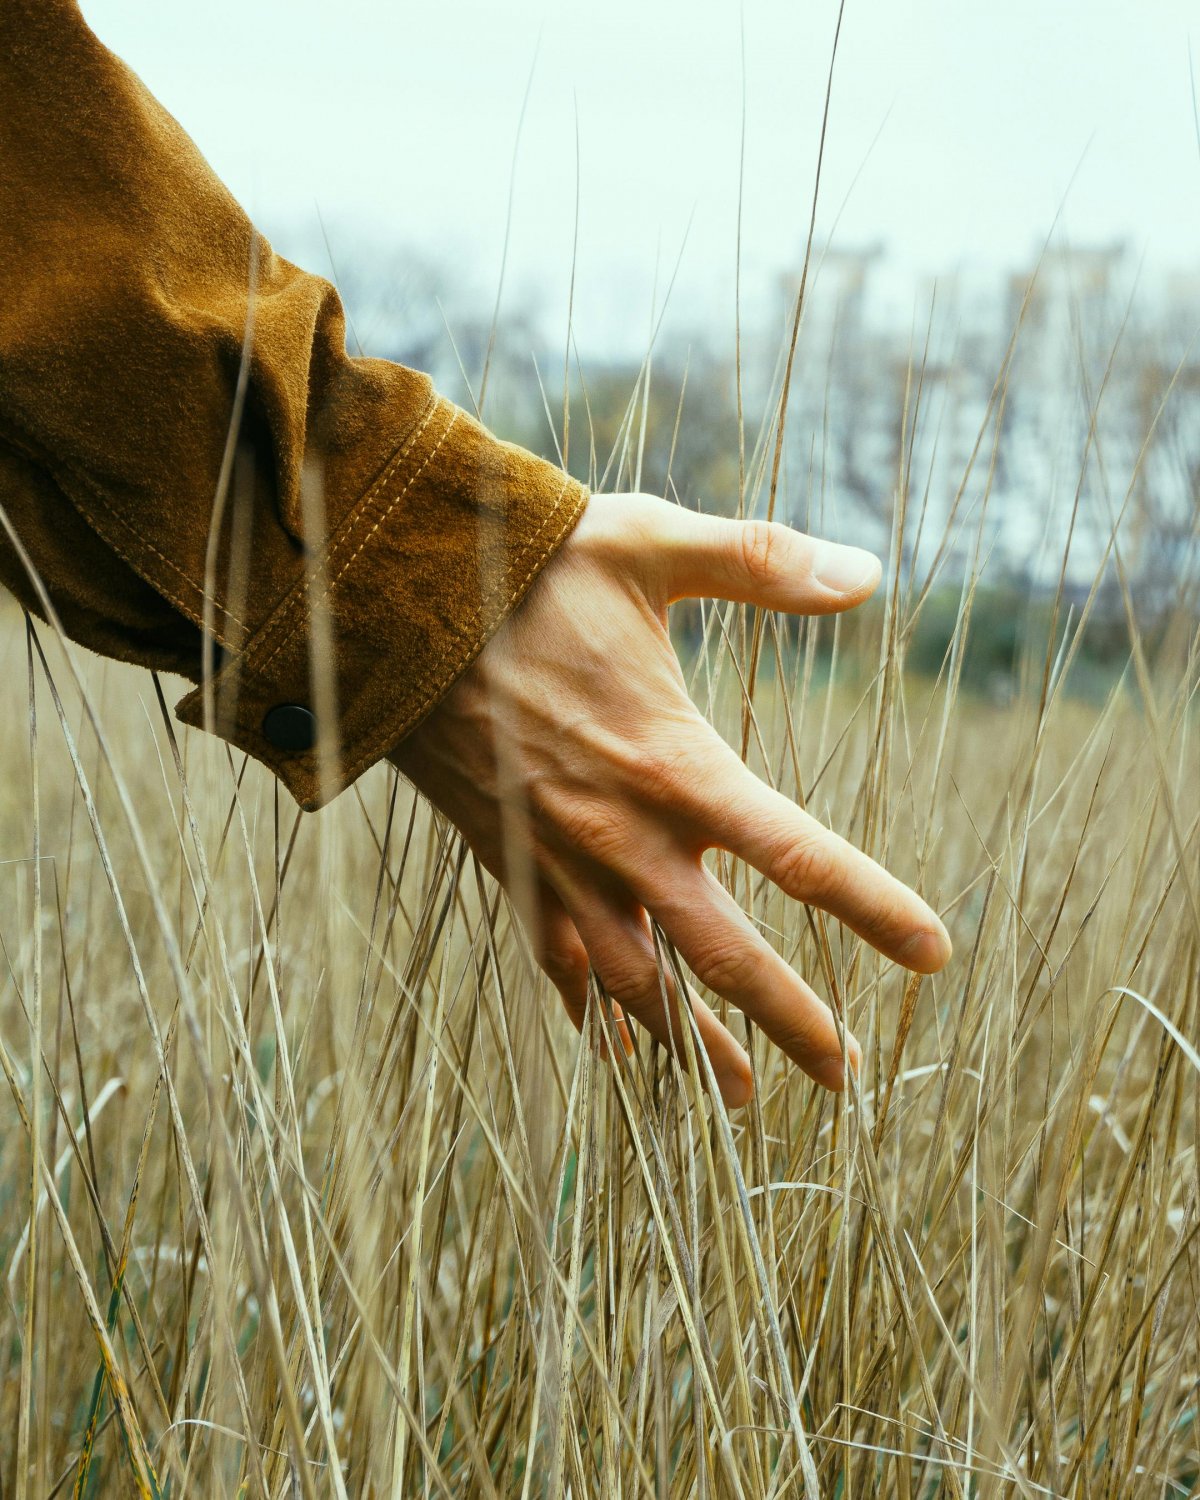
[390,493,951,1108]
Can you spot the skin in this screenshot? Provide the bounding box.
[390,493,952,1109]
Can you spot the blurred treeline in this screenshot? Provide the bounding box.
[318,234,1200,701]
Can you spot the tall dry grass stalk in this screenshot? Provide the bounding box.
[1,277,1198,1500]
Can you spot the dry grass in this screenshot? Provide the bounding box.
[0,458,1197,1497]
[2,105,1199,1481]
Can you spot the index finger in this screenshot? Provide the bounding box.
[642,861,861,1092]
[677,742,952,974]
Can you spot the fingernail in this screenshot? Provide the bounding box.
[900,924,953,973]
[813,542,881,594]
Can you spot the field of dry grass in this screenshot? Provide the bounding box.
[0,468,1196,1498]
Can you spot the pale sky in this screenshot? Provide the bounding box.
[83,0,1200,354]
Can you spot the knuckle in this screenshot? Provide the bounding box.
[627,741,695,810]
[739,520,779,584]
[695,940,765,1000]
[774,833,838,899]
[602,954,664,1012]
[555,798,632,865]
[614,723,716,820]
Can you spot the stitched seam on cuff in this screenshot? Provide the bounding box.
[239,393,447,675]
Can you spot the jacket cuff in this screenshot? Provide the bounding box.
[174,395,588,811]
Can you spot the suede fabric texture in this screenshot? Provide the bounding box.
[0,0,588,810]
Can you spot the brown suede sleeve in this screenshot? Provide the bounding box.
[0,0,587,810]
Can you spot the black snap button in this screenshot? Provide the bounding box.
[262,703,317,753]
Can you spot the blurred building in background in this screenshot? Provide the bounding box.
[326,230,1199,667]
[765,238,1200,613]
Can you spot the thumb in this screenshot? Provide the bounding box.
[653,505,882,614]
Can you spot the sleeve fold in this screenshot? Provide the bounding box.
[0,0,587,809]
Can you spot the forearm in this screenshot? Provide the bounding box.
[0,0,586,808]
